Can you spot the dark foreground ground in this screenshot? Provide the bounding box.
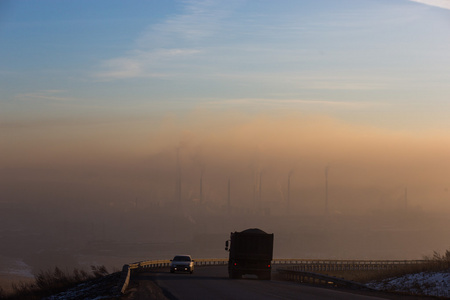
[122,267,442,300]
[3,267,442,300]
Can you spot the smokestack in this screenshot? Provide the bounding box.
[259,171,263,211]
[175,147,181,203]
[287,171,292,215]
[253,170,256,206]
[200,169,203,204]
[325,168,328,212]
[404,187,408,212]
[227,178,231,214]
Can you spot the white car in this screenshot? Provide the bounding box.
[170,255,194,274]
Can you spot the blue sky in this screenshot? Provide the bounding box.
[1,0,450,130]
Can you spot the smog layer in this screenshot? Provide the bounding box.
[1,111,449,282]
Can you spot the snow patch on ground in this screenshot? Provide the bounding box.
[367,270,450,298]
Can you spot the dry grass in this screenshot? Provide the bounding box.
[0,265,109,300]
[0,275,34,296]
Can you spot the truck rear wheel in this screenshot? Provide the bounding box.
[229,269,241,279]
[259,271,271,280]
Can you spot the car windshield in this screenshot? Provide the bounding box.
[173,256,191,261]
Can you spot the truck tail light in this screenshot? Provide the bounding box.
[268,264,271,268]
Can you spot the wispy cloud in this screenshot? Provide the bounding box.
[93,0,449,98]
[15,90,73,102]
[137,0,232,47]
[204,97,382,110]
[212,72,389,91]
[95,57,144,79]
[95,48,203,80]
[409,0,450,10]
[94,0,232,80]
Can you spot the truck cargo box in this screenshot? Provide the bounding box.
[226,228,274,280]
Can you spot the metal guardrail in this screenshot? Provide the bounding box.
[272,259,428,271]
[277,269,371,289]
[119,258,428,294]
[275,259,429,290]
[128,258,228,271]
[119,258,229,294]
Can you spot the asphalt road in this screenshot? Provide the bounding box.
[129,266,392,300]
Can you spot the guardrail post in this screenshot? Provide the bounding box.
[119,265,131,294]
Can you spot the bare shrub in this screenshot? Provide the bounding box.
[72,268,90,282]
[3,265,108,299]
[34,267,72,292]
[423,249,450,270]
[9,281,39,300]
[91,265,109,278]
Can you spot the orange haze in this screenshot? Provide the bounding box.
[2,110,450,214]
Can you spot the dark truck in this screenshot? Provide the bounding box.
[225,228,274,280]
